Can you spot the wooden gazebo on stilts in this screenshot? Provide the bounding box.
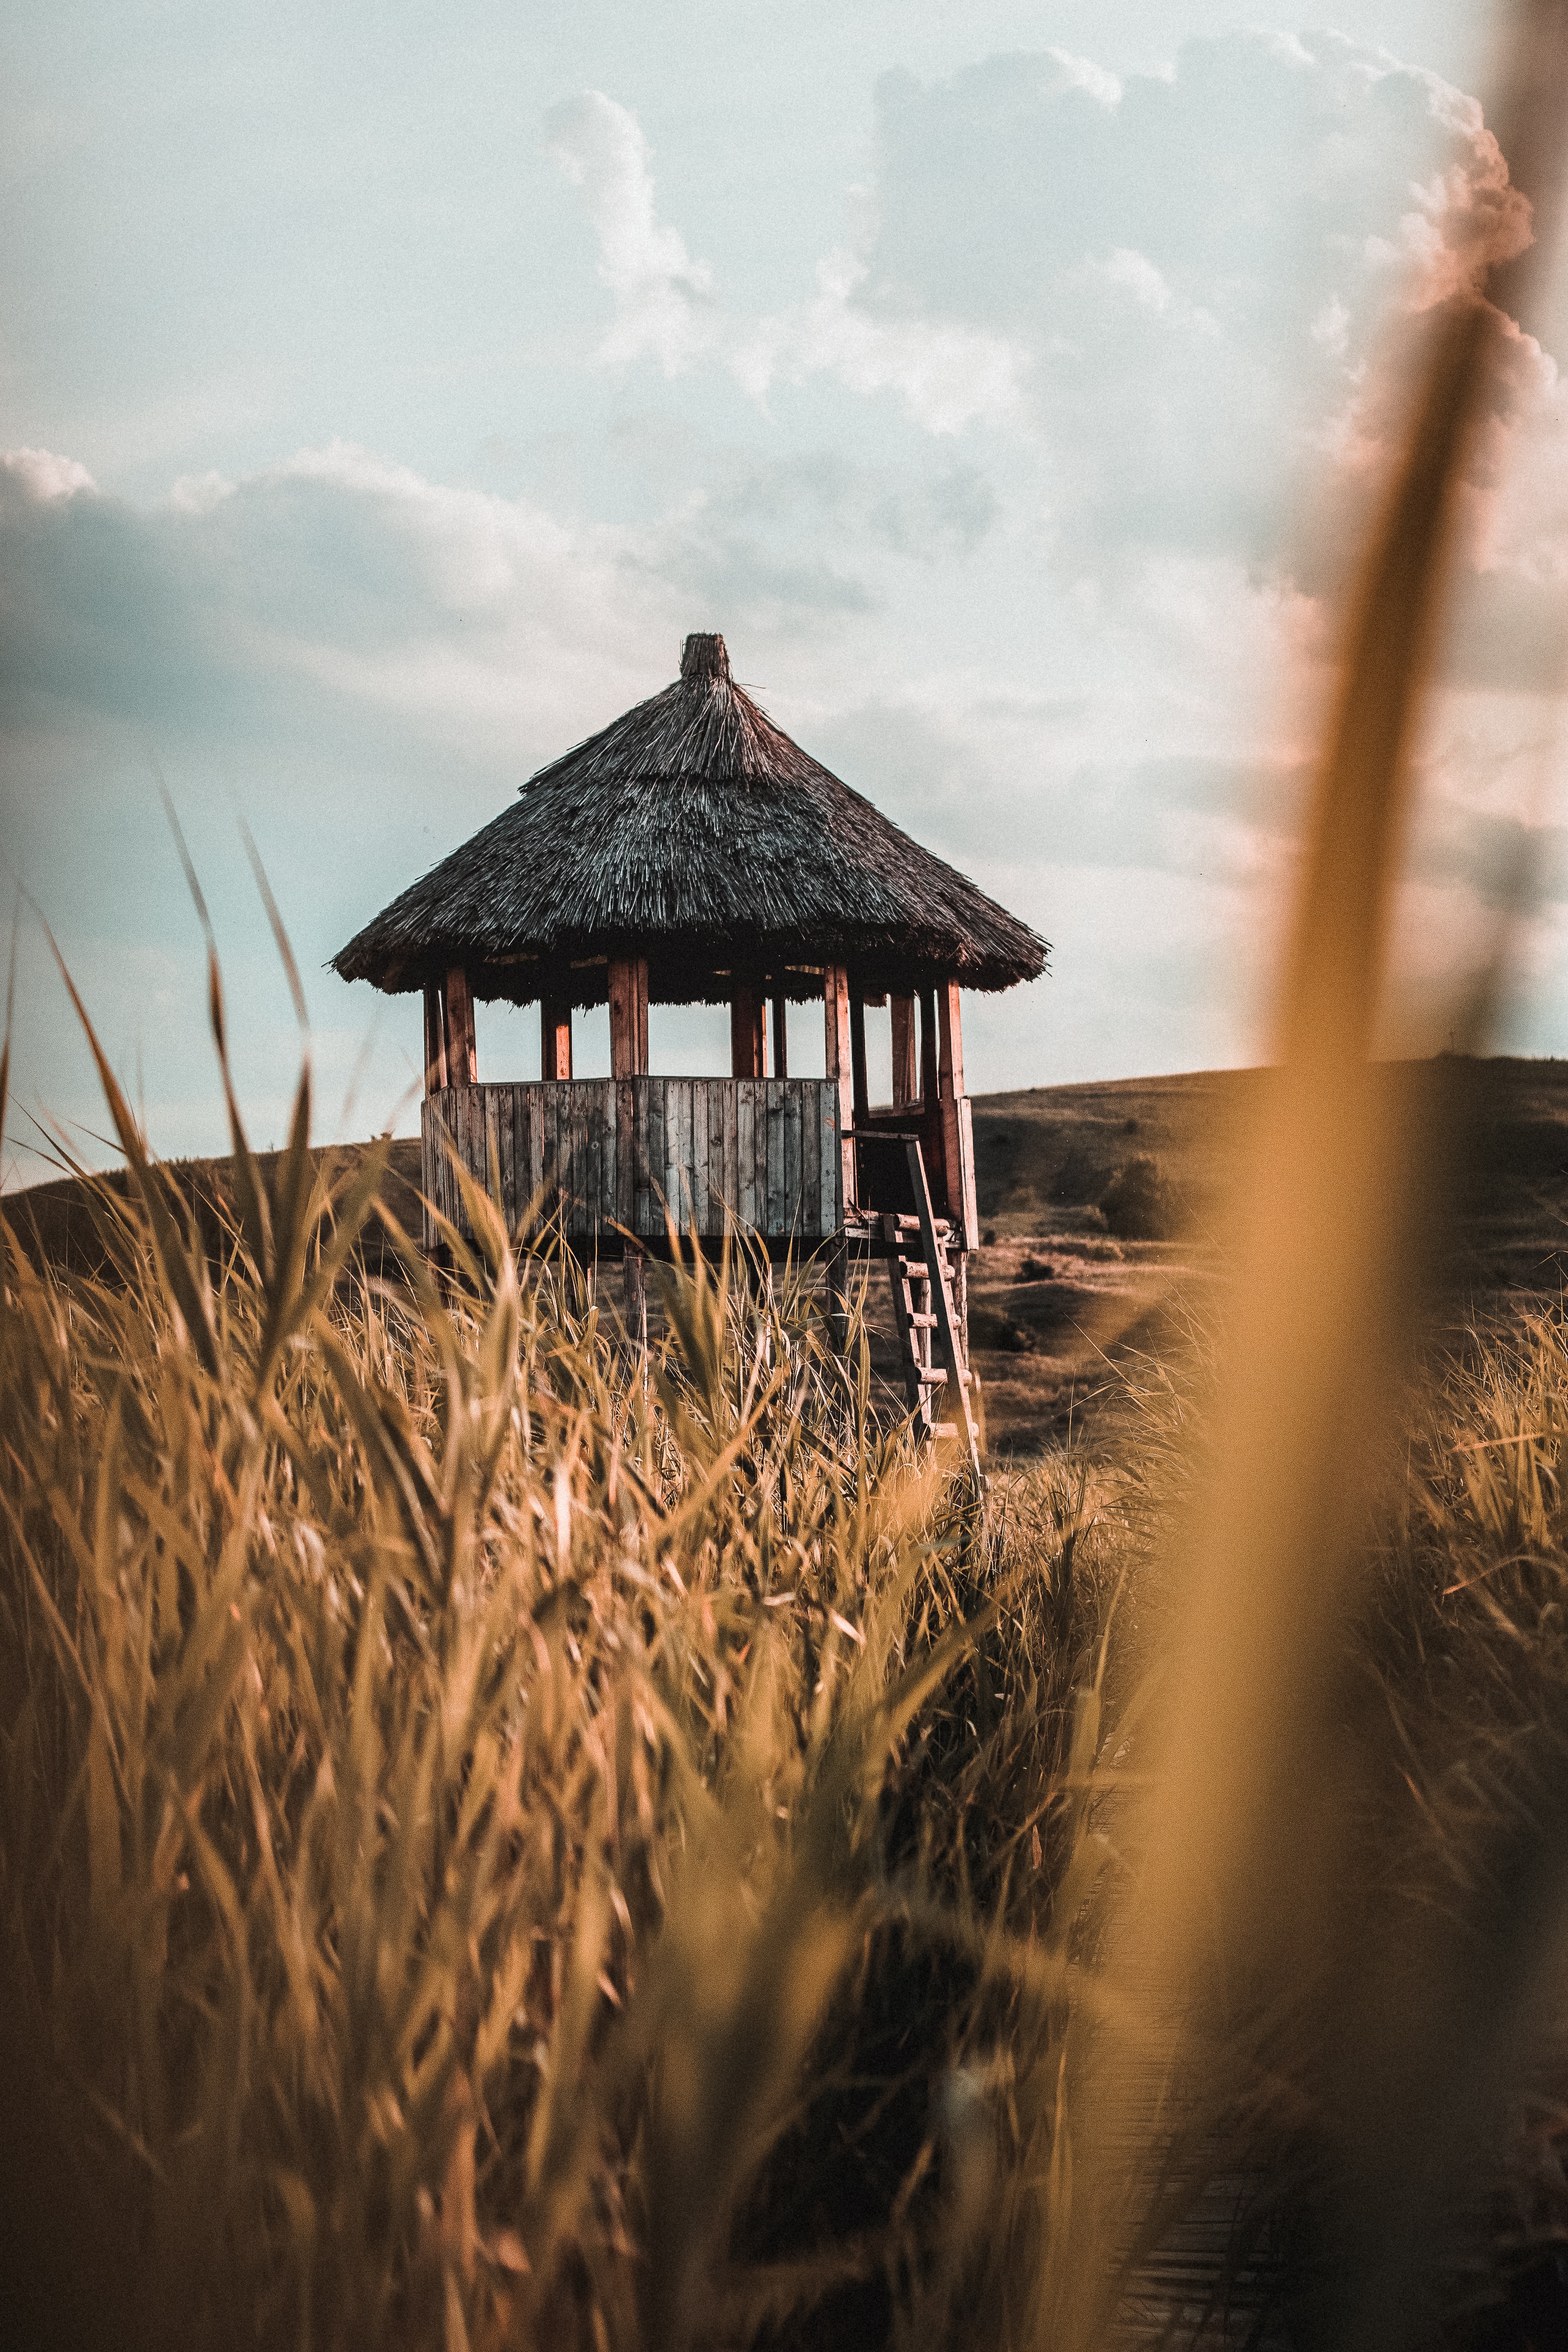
[333,633,1047,1458]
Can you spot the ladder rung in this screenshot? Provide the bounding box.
[916,1365,972,1389]
[909,1312,938,1328]
[930,1422,960,1439]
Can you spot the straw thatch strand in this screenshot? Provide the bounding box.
[332,634,1049,1005]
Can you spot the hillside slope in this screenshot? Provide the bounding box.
[966,1057,1568,1452]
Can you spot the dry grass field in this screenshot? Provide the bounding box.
[10,1049,1568,2350]
[13,1052,1568,1468]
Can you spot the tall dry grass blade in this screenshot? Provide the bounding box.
[239,812,310,1036]
[0,898,16,1184]
[1044,12,1568,2349]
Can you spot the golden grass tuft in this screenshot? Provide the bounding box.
[0,1002,1111,2350]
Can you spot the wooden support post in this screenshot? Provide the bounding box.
[823,964,856,1217]
[423,982,448,1095]
[622,1249,646,1331]
[611,960,646,1290]
[730,980,765,1079]
[891,994,916,1108]
[849,990,869,1125]
[771,986,787,1078]
[608,956,648,1078]
[937,979,964,1098]
[541,991,572,1082]
[919,987,939,1111]
[445,966,477,1087]
[937,981,978,1253]
[825,1236,849,1359]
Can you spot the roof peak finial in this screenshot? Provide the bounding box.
[681,632,730,686]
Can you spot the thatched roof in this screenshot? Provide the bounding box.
[332,634,1048,1006]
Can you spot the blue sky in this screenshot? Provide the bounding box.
[6,0,1565,1177]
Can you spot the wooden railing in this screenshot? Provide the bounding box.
[423,1077,842,1252]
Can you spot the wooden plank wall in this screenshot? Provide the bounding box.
[422,1077,841,1251]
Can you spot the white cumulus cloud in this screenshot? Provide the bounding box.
[547,89,1029,434]
[3,446,96,501]
[545,90,715,375]
[737,250,1028,435]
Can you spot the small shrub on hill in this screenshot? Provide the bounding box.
[1100,1154,1178,1241]
[1049,1142,1105,1205]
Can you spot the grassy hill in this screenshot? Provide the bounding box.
[966,1056,1568,1452]
[3,1137,427,1282]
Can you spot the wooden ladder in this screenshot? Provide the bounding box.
[883,1138,982,1481]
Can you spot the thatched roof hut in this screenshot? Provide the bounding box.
[332,633,1047,1009]
[334,635,1047,1315]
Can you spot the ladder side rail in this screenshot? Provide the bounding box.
[903,1140,982,1480]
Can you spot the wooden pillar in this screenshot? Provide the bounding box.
[445,965,477,1087]
[891,994,916,1109]
[825,1236,849,1357]
[823,964,856,1217]
[730,980,765,1079]
[936,980,978,1253]
[771,986,788,1078]
[849,990,869,1124]
[423,981,448,1095]
[541,990,572,1082]
[919,987,939,1110]
[609,956,649,1077]
[612,956,648,1313]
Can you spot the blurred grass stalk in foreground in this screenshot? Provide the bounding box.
[1051,5,1568,2347]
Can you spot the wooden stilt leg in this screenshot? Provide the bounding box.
[826,1235,849,1357]
[622,1249,645,1327]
